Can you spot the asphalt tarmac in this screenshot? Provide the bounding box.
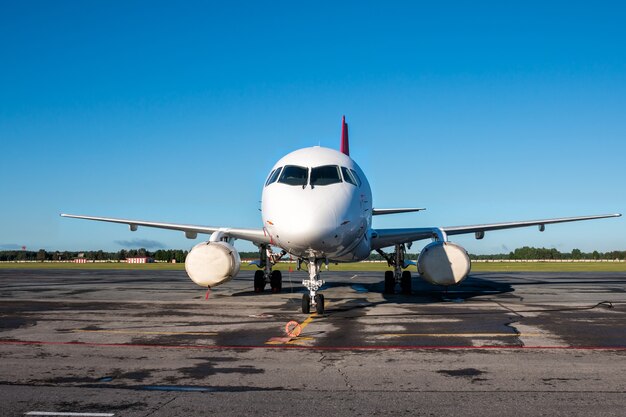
[0,268,625,416]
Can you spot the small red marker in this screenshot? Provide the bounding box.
[205,288,211,300]
[285,321,302,338]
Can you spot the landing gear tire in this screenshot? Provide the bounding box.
[384,271,395,294]
[314,294,325,314]
[254,270,266,293]
[270,270,282,293]
[401,270,412,295]
[302,294,311,314]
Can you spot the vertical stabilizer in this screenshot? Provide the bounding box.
[340,115,350,156]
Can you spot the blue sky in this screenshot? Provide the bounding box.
[1,1,624,254]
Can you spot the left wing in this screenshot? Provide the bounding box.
[60,214,271,245]
[370,213,621,250]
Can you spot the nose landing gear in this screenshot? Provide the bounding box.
[301,258,325,314]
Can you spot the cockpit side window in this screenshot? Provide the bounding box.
[310,165,342,186]
[350,169,362,187]
[265,169,276,186]
[265,167,282,186]
[278,165,308,186]
[341,167,357,186]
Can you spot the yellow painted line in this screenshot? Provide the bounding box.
[382,333,543,338]
[73,329,218,336]
[286,337,314,345]
[299,314,316,329]
[265,337,293,344]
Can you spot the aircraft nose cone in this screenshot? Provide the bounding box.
[275,202,339,251]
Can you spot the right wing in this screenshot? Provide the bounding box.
[60,213,271,245]
[372,208,426,215]
[370,213,621,250]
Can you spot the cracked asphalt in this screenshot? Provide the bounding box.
[0,268,625,416]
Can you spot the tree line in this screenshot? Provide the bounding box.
[1,247,625,262]
[470,246,626,261]
[0,249,188,263]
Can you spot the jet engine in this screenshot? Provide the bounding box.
[417,241,471,286]
[185,241,241,287]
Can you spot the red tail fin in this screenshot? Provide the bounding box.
[340,115,350,156]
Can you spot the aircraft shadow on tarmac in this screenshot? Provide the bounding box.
[319,275,517,316]
[360,275,516,307]
[231,274,515,308]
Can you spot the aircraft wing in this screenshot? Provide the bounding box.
[372,208,426,215]
[60,214,271,245]
[370,213,621,250]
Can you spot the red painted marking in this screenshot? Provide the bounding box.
[205,288,211,300]
[1,340,625,351]
[268,337,292,343]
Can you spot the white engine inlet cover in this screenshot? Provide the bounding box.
[418,241,471,286]
[185,241,241,287]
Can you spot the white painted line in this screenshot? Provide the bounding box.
[25,412,114,416]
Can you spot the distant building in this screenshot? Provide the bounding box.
[126,257,154,264]
[74,258,88,264]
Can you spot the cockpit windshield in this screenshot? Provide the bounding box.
[278,165,308,186]
[310,165,342,186]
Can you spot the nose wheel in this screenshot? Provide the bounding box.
[301,293,325,314]
[314,294,325,314]
[302,294,311,314]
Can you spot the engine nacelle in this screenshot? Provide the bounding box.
[184,241,241,287]
[418,241,471,286]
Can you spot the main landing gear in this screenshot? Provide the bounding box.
[377,244,414,295]
[301,258,325,314]
[253,245,286,293]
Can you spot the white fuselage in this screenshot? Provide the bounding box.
[261,146,373,261]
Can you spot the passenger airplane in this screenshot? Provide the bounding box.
[62,117,621,314]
